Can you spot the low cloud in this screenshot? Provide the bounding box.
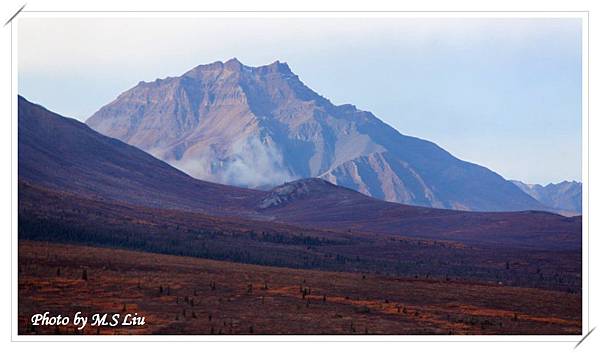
[170,134,295,189]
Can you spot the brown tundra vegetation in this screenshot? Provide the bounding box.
[19,241,581,335]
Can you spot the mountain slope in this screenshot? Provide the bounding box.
[18,95,261,216]
[21,96,579,250]
[512,180,582,214]
[257,178,581,250]
[87,58,543,212]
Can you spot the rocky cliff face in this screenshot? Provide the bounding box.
[87,58,543,212]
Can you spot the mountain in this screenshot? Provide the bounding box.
[18,95,261,216]
[20,96,580,250]
[87,58,543,212]
[511,180,582,214]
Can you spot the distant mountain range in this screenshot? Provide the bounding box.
[511,180,582,215]
[87,58,545,212]
[18,96,581,250]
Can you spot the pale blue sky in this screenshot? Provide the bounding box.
[18,17,582,185]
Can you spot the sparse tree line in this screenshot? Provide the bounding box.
[18,214,581,293]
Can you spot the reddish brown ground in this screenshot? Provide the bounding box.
[18,241,581,335]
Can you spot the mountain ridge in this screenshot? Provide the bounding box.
[511,180,582,214]
[87,59,544,212]
[20,96,581,251]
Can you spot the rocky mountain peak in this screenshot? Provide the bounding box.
[259,60,292,74]
[182,58,294,79]
[223,57,243,71]
[87,60,546,212]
